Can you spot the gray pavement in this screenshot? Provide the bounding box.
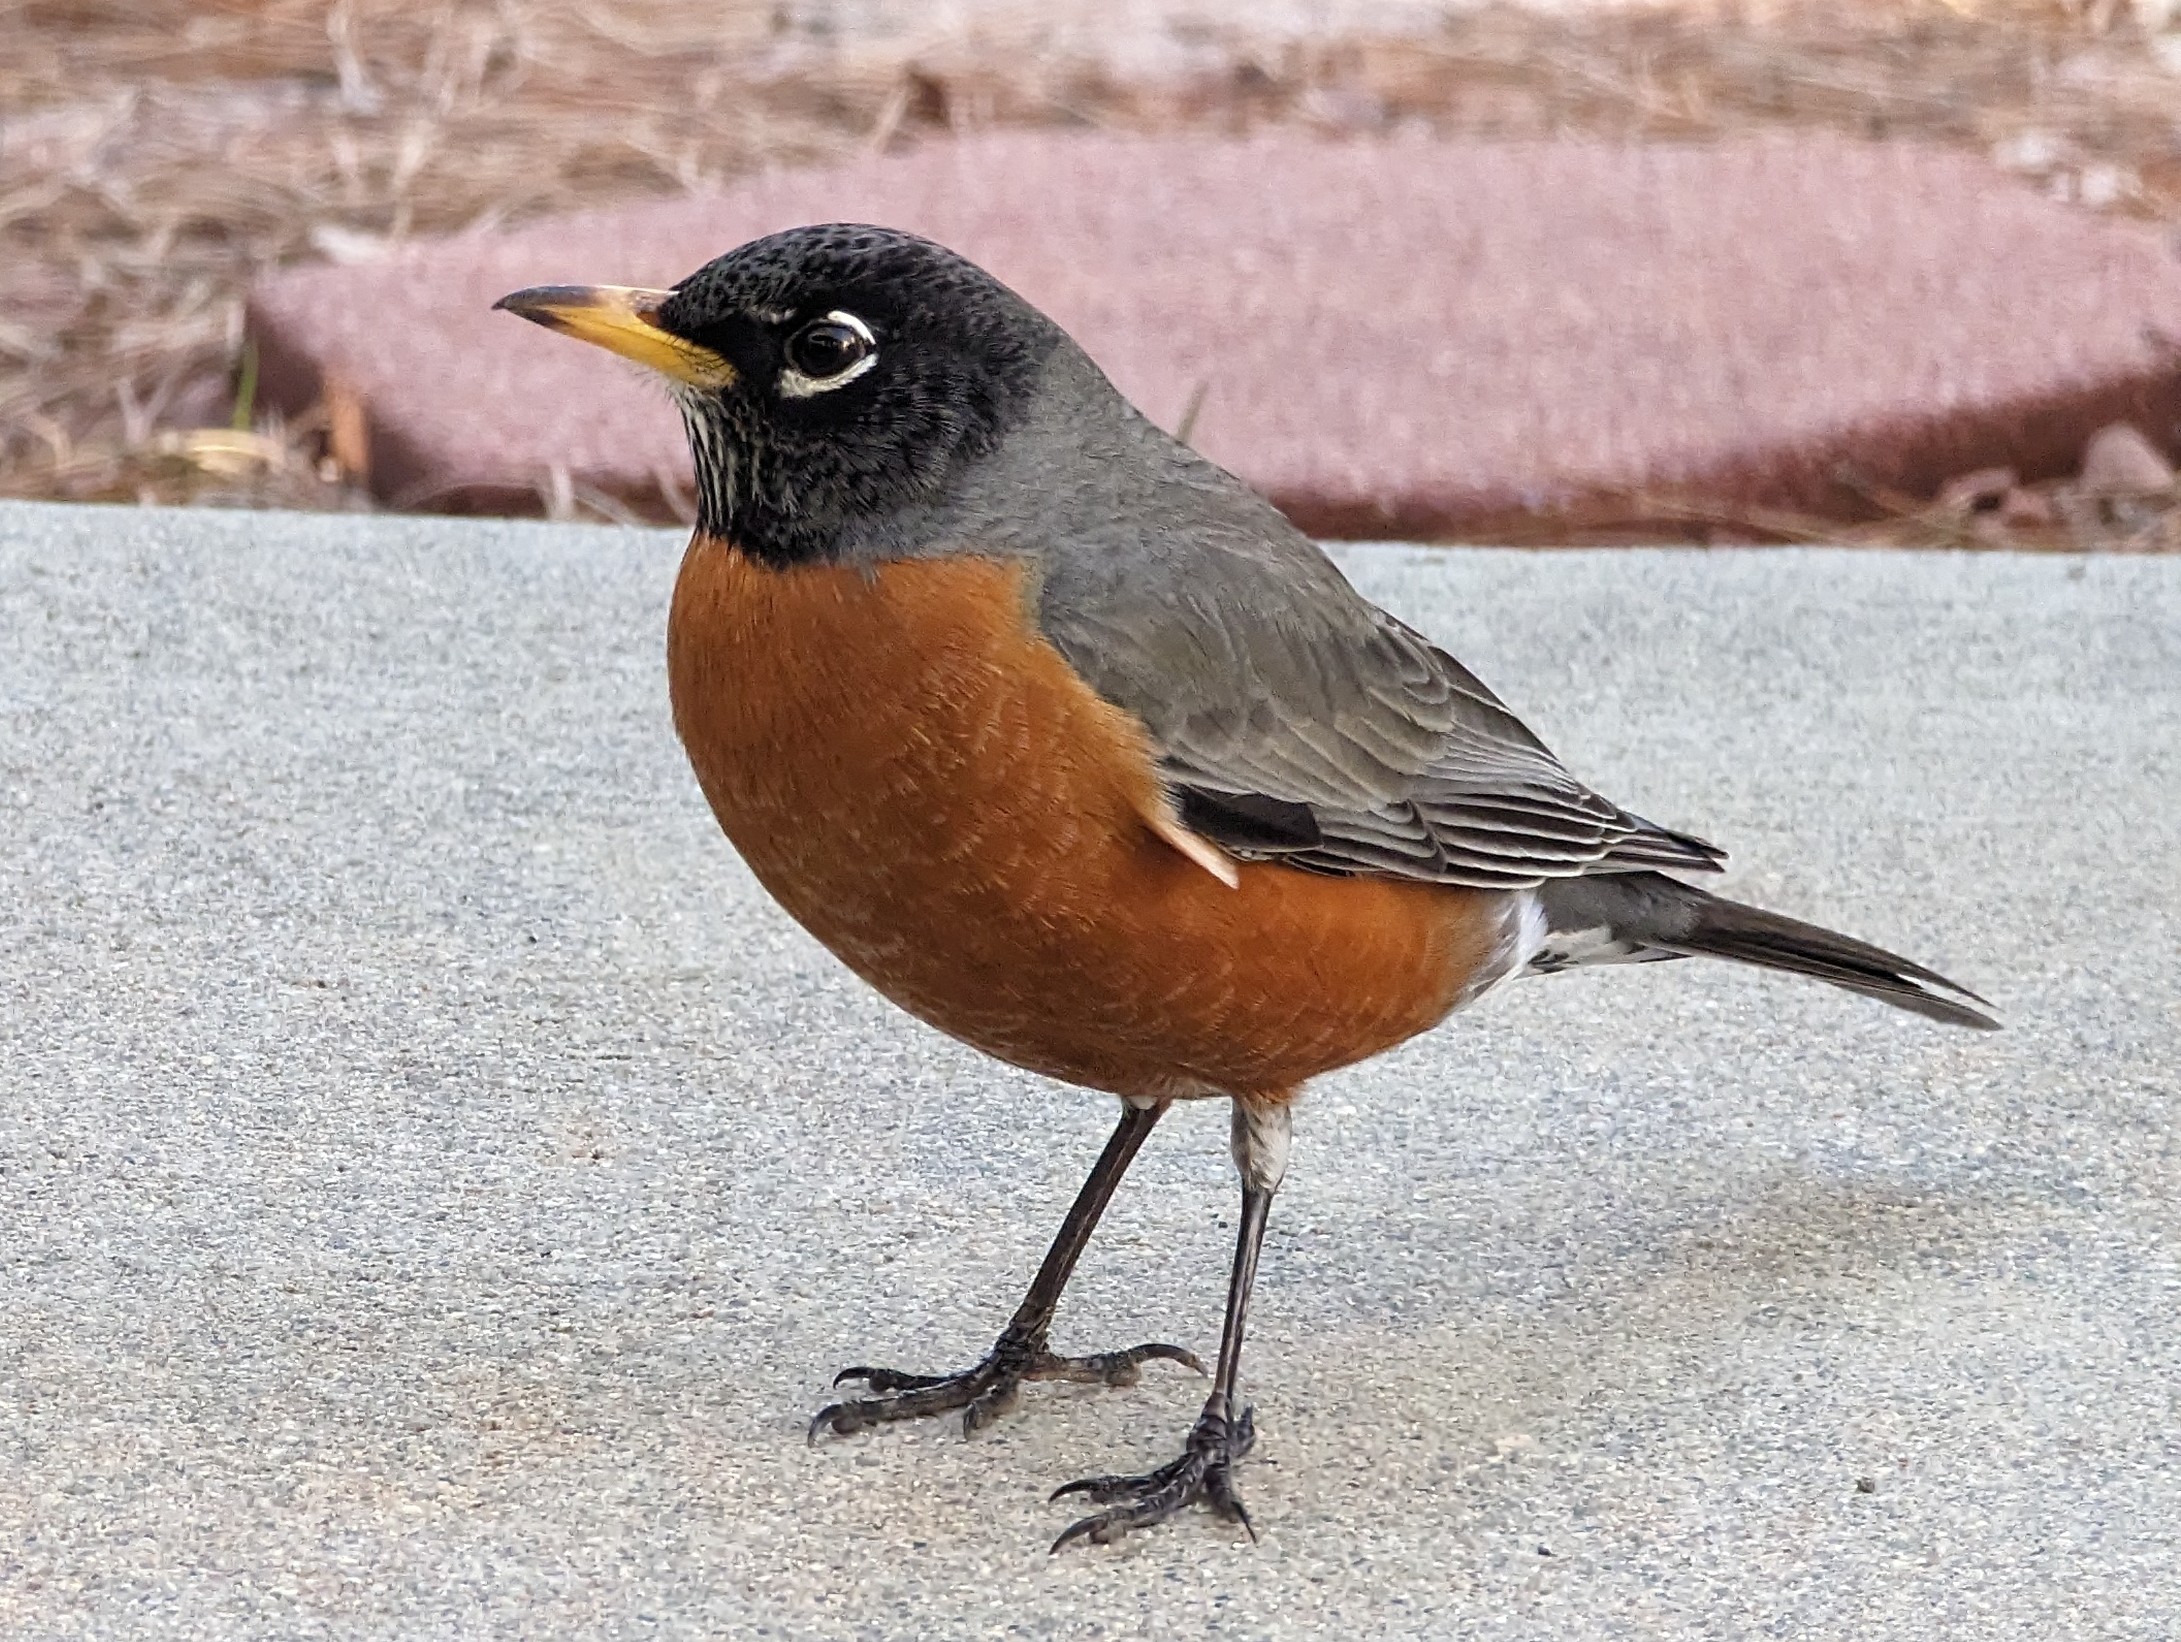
[2,498,2176,1639]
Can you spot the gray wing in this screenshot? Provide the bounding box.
[1033,499,1723,891]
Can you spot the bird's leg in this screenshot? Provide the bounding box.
[1049,1093,1290,1550]
[810,1098,1200,1442]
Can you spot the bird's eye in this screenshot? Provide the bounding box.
[780,311,876,395]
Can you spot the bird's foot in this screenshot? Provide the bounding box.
[808,1324,1201,1443]
[1048,1395,1257,1551]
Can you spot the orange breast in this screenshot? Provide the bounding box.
[665,534,1511,1102]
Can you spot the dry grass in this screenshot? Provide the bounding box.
[4,0,2180,541]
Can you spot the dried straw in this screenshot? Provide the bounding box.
[3,0,2177,543]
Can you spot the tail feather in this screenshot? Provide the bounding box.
[1533,872,1998,1030]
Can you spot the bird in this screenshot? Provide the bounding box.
[494,225,1995,1552]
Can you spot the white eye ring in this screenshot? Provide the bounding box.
[778,309,878,399]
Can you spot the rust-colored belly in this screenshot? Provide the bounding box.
[665,534,1508,1101]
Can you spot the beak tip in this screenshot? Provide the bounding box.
[482,284,725,387]
[493,288,552,322]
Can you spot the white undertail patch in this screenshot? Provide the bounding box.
[1528,924,1679,974]
[1457,890,1550,1007]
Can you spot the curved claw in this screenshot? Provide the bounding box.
[960,1373,1024,1438]
[1206,1470,1257,1540]
[1048,1403,1257,1551]
[807,1392,906,1444]
[1050,1472,1135,1506]
[1050,1467,1248,1553]
[1050,1510,1135,1553]
[1048,1447,1191,1505]
[832,1365,951,1393]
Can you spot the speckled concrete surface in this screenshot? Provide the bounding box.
[3,501,2176,1639]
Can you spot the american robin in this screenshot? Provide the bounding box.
[494,226,1995,1551]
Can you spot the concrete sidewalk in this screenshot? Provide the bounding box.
[2,500,2176,1639]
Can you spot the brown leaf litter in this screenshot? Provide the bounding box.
[3,0,2180,546]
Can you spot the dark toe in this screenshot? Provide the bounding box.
[1033,1341,1205,1387]
[832,1365,953,1393]
[960,1374,1025,1438]
[1047,1406,1254,1550]
[1050,1466,1229,1552]
[1203,1465,1256,1537]
[1047,1457,1185,1507]
[807,1375,990,1445]
[813,1331,1204,1446]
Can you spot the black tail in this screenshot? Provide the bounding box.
[1533,872,1998,1030]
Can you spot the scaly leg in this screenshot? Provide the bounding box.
[809,1099,1201,1442]
[1049,1094,1291,1550]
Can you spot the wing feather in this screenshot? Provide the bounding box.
[1009,403,1723,891]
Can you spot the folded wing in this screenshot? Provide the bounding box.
[1038,531,1724,891]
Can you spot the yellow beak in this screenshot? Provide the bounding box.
[491,284,736,389]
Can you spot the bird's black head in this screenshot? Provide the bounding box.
[495,225,1063,566]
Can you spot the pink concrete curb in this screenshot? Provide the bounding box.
[247,131,2181,537]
